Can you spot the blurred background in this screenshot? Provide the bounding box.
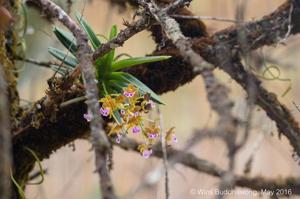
[18,0,300,198]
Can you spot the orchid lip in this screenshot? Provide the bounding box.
[123,91,135,98]
[149,100,155,108]
[142,149,152,158]
[148,133,158,139]
[100,107,110,117]
[132,126,141,134]
[115,134,121,144]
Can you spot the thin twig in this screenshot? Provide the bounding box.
[201,70,237,199]
[92,0,198,62]
[171,14,241,23]
[293,101,300,112]
[98,152,117,199]
[92,16,152,61]
[157,106,169,199]
[14,56,61,68]
[234,3,256,151]
[60,96,86,108]
[282,2,294,42]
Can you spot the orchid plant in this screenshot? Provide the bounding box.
[48,13,177,158]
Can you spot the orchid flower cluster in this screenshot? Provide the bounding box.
[84,84,177,158]
[48,13,176,158]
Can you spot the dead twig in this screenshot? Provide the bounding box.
[171,14,241,23]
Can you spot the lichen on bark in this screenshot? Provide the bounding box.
[0,33,20,129]
[0,1,22,198]
[0,0,21,129]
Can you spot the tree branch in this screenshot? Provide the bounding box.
[0,63,12,199]
[191,0,300,158]
[22,0,116,198]
[118,137,300,196]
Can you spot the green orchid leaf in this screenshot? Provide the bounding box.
[48,47,78,67]
[53,27,77,55]
[108,79,128,92]
[111,56,171,71]
[105,84,119,94]
[109,25,118,40]
[105,25,118,68]
[109,72,164,104]
[122,73,164,104]
[112,110,123,125]
[75,12,101,50]
[96,25,118,80]
[50,65,69,75]
[94,56,106,81]
[94,55,105,67]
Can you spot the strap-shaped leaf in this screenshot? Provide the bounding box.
[111,56,171,71]
[112,110,123,125]
[105,25,118,69]
[108,79,128,92]
[50,65,69,75]
[105,84,119,95]
[96,25,118,79]
[109,72,164,104]
[48,47,78,67]
[75,12,101,50]
[53,27,77,55]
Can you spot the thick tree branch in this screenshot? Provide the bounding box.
[0,63,12,199]
[0,32,20,130]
